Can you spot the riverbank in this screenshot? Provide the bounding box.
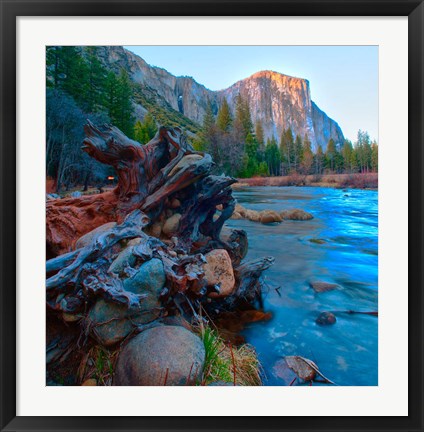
[235,173,378,190]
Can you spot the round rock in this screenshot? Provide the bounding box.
[316,311,337,325]
[162,213,181,237]
[260,210,282,224]
[203,249,236,297]
[88,298,160,347]
[123,258,166,296]
[114,326,205,386]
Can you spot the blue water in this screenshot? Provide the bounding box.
[227,186,378,386]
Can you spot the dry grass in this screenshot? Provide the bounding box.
[77,345,119,386]
[199,324,262,386]
[236,173,378,189]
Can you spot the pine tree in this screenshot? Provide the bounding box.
[234,94,253,138]
[104,69,134,137]
[314,144,324,174]
[84,46,108,112]
[255,120,265,161]
[371,141,378,172]
[265,136,281,176]
[294,134,303,172]
[216,98,232,133]
[342,140,353,172]
[301,135,314,174]
[325,138,337,172]
[280,128,294,173]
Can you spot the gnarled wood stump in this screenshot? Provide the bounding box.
[46,122,274,359]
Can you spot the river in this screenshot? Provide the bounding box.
[227,186,378,386]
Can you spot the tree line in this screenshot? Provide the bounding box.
[195,94,378,178]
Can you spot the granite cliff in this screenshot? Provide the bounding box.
[95,46,344,150]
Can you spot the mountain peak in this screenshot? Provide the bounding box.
[96,46,344,150]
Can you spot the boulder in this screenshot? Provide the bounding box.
[123,258,166,296]
[203,249,236,297]
[309,281,340,293]
[75,222,117,249]
[280,209,313,221]
[245,209,261,222]
[114,326,205,386]
[260,210,282,224]
[162,213,181,237]
[90,258,166,346]
[316,311,337,325]
[88,298,160,347]
[234,203,247,217]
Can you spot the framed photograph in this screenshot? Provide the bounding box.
[1,1,423,431]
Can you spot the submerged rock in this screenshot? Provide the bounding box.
[316,311,337,325]
[114,326,205,386]
[203,249,236,297]
[309,281,340,293]
[309,238,326,245]
[280,209,313,221]
[260,210,282,224]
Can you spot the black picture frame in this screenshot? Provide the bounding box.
[1,1,423,431]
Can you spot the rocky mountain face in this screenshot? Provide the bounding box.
[95,46,344,150]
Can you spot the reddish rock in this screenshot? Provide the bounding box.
[203,249,236,297]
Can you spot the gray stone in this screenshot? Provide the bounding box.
[114,326,205,386]
[309,281,340,293]
[89,298,160,347]
[123,258,166,296]
[316,311,337,325]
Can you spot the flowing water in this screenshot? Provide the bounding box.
[226,186,378,386]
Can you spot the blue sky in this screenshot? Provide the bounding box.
[125,46,378,142]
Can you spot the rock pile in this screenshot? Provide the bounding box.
[231,203,313,224]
